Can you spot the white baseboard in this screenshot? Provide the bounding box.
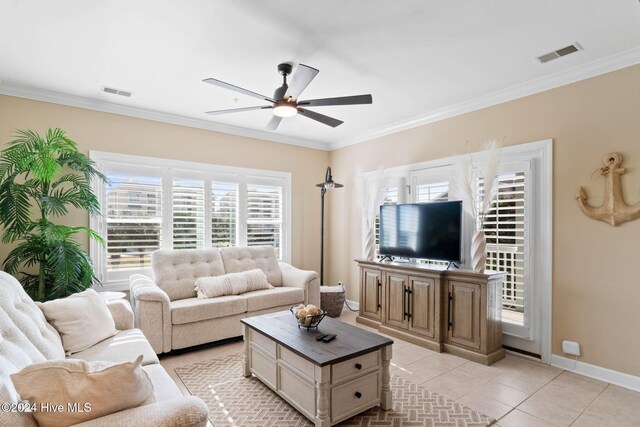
[345,299,360,310]
[551,354,640,392]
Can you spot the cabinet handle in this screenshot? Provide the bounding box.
[407,288,412,320]
[448,291,453,331]
[402,286,407,320]
[355,391,362,399]
[377,278,382,310]
[355,363,362,370]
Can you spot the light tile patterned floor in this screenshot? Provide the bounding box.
[160,308,640,427]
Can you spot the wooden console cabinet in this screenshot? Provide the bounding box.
[356,259,505,365]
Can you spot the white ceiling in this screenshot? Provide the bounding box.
[1,0,639,150]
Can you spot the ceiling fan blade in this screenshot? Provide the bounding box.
[297,108,344,128]
[298,94,373,107]
[203,78,275,103]
[284,64,319,100]
[205,105,272,115]
[265,115,283,131]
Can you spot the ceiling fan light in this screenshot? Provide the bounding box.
[273,104,297,118]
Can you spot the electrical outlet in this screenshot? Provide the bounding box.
[562,340,581,357]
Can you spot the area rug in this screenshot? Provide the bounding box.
[174,353,494,427]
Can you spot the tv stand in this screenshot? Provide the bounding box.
[379,255,394,262]
[446,261,460,270]
[355,259,506,365]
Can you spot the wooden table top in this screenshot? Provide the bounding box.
[241,311,393,366]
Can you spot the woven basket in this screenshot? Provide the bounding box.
[320,283,345,318]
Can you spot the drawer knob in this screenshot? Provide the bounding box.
[355,391,362,399]
[355,363,362,370]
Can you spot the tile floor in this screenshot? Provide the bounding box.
[160,309,640,426]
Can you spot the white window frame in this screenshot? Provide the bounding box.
[363,139,552,362]
[89,151,292,290]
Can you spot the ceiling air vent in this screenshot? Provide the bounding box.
[102,86,132,97]
[536,42,583,63]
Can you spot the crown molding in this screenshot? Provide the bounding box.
[328,46,640,150]
[0,83,330,151]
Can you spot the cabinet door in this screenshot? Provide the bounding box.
[408,276,436,338]
[447,281,481,349]
[361,268,382,320]
[384,273,408,329]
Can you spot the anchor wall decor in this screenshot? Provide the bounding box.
[576,152,640,226]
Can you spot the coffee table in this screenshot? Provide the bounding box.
[241,311,393,427]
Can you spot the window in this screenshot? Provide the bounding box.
[246,183,282,257]
[105,173,162,271]
[172,178,205,249]
[375,186,400,257]
[211,181,238,248]
[416,181,448,203]
[90,152,291,288]
[481,171,527,326]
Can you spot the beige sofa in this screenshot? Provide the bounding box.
[0,271,208,427]
[130,246,320,354]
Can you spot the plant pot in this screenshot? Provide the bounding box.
[471,230,486,273]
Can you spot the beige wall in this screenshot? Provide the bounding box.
[327,64,640,376]
[0,95,329,272]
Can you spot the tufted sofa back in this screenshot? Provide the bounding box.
[151,246,283,301]
[0,271,65,427]
[220,246,282,287]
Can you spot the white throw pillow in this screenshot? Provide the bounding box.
[10,355,154,427]
[37,289,117,355]
[195,268,273,298]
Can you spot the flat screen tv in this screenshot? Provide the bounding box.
[379,201,462,262]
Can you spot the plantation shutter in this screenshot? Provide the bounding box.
[105,173,162,271]
[172,178,205,249]
[481,171,526,325]
[246,183,282,257]
[211,181,238,247]
[375,186,399,256]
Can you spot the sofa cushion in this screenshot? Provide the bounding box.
[153,248,226,301]
[195,269,272,298]
[220,246,282,286]
[37,289,117,355]
[72,329,159,366]
[142,364,183,402]
[170,296,247,325]
[10,355,154,427]
[243,287,304,312]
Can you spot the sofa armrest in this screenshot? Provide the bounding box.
[72,396,208,427]
[130,274,172,354]
[279,262,320,307]
[106,299,134,330]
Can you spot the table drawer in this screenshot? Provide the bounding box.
[252,330,276,357]
[280,346,315,380]
[331,371,379,422]
[250,346,276,389]
[332,350,379,383]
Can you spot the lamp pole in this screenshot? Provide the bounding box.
[316,167,343,286]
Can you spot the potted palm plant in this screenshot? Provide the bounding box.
[0,129,107,301]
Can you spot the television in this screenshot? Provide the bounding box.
[379,201,462,262]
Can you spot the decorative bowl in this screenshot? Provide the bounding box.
[290,305,327,330]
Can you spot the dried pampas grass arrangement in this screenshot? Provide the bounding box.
[452,139,502,230]
[355,166,387,260]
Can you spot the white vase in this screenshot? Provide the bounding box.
[364,226,376,260]
[471,230,486,273]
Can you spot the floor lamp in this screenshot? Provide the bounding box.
[316,167,343,286]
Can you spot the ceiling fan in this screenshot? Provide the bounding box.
[203,63,372,130]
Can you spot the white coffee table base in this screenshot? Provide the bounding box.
[243,324,392,426]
